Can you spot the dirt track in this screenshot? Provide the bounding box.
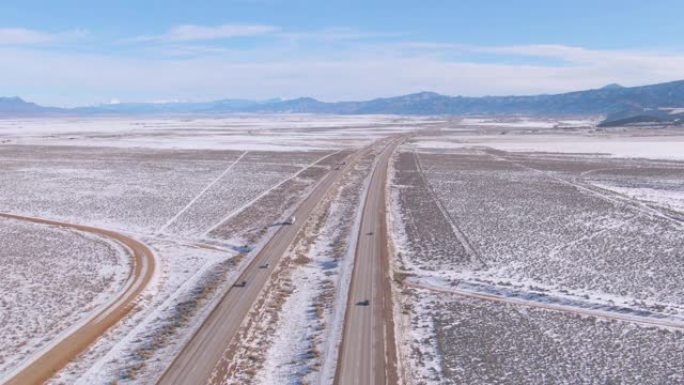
[407,281,684,331]
[0,213,156,385]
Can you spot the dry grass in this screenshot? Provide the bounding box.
[117,258,237,381]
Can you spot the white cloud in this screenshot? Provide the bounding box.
[392,41,464,50]
[2,41,684,106]
[0,28,53,44]
[0,28,86,45]
[279,28,403,42]
[478,44,594,61]
[477,44,684,70]
[132,24,279,43]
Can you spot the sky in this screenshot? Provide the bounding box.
[2,0,684,106]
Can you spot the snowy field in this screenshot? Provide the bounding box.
[0,115,424,384]
[392,123,684,385]
[416,117,684,161]
[422,290,684,385]
[419,136,684,161]
[0,115,433,151]
[0,217,128,379]
[0,146,336,238]
[5,114,682,384]
[52,238,240,385]
[208,151,351,245]
[413,151,684,305]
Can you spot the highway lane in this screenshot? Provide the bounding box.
[0,213,156,385]
[157,145,372,385]
[335,138,402,385]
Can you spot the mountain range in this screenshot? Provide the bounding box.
[3,79,684,123]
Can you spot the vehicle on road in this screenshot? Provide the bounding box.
[259,263,269,269]
[234,280,247,287]
[285,215,296,225]
[356,299,370,306]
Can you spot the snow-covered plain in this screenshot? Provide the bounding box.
[0,115,434,151]
[459,117,598,129]
[583,167,684,214]
[413,133,684,161]
[0,115,425,384]
[53,239,239,385]
[8,114,682,384]
[391,123,684,385]
[432,292,684,385]
[414,117,684,161]
[0,147,337,238]
[593,185,684,212]
[414,151,684,305]
[0,217,128,379]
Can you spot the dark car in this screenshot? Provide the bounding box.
[356,299,370,306]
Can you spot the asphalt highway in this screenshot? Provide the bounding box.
[334,138,402,385]
[157,147,366,385]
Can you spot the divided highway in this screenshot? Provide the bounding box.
[334,138,402,385]
[157,146,369,385]
[0,213,156,385]
[1,136,404,385]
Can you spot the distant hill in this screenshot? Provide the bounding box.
[3,79,684,118]
[72,98,282,115]
[241,80,684,116]
[598,107,684,127]
[0,97,59,116]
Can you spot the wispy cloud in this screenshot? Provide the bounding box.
[131,23,279,43]
[478,44,593,59]
[5,27,684,106]
[390,41,464,50]
[0,28,86,45]
[279,27,403,42]
[475,44,684,68]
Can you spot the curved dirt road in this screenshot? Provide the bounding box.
[0,213,156,385]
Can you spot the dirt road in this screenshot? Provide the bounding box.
[407,281,684,331]
[157,146,368,385]
[334,139,401,385]
[0,213,156,385]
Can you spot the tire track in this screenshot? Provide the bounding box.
[406,281,684,331]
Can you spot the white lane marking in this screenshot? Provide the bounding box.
[156,151,248,235]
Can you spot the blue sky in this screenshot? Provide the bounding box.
[2,0,684,106]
